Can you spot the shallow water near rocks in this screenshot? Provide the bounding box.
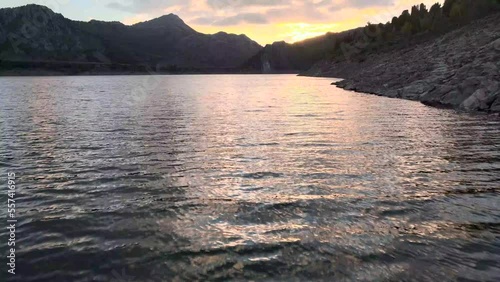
[0,74,499,281]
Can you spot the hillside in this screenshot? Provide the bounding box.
[242,30,362,73]
[244,0,500,74]
[0,4,262,72]
[316,13,500,112]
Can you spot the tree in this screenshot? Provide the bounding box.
[419,3,428,18]
[410,5,422,32]
[429,2,442,19]
[420,14,433,31]
[450,1,467,22]
[401,21,413,35]
[398,9,411,33]
[443,0,458,16]
[391,16,400,30]
[410,5,420,18]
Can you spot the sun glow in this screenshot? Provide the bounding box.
[279,23,341,43]
[193,22,350,46]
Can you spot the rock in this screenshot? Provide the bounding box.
[493,38,500,52]
[460,77,481,98]
[344,83,356,91]
[400,80,433,100]
[481,62,498,76]
[460,89,498,111]
[490,96,500,112]
[385,90,399,98]
[440,89,472,107]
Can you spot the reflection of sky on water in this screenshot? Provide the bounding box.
[0,75,499,281]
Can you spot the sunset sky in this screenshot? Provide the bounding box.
[1,0,442,45]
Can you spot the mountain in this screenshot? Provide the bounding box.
[242,29,363,73]
[244,0,500,74]
[0,4,262,70]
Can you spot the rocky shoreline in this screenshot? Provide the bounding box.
[305,13,500,113]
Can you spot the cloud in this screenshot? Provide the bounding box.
[107,0,189,14]
[106,0,399,22]
[329,0,395,12]
[193,12,268,25]
[264,1,331,23]
[349,0,394,8]
[206,0,288,9]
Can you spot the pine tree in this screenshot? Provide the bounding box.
[429,2,442,19]
[410,5,421,32]
[443,0,458,16]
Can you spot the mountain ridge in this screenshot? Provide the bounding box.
[0,4,262,70]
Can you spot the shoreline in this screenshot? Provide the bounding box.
[331,79,499,115]
[302,13,500,113]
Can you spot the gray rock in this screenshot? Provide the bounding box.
[400,80,433,100]
[490,95,500,112]
[460,89,498,111]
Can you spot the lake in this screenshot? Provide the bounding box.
[0,74,499,281]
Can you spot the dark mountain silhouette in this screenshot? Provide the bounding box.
[0,4,262,71]
[242,29,364,73]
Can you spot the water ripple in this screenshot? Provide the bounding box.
[0,75,499,281]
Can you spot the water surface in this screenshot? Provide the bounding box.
[0,75,499,281]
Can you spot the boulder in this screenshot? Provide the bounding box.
[460,88,498,111]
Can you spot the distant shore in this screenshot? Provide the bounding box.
[0,61,300,76]
[0,60,284,76]
[0,69,275,76]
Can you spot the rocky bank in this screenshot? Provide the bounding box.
[305,13,500,113]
